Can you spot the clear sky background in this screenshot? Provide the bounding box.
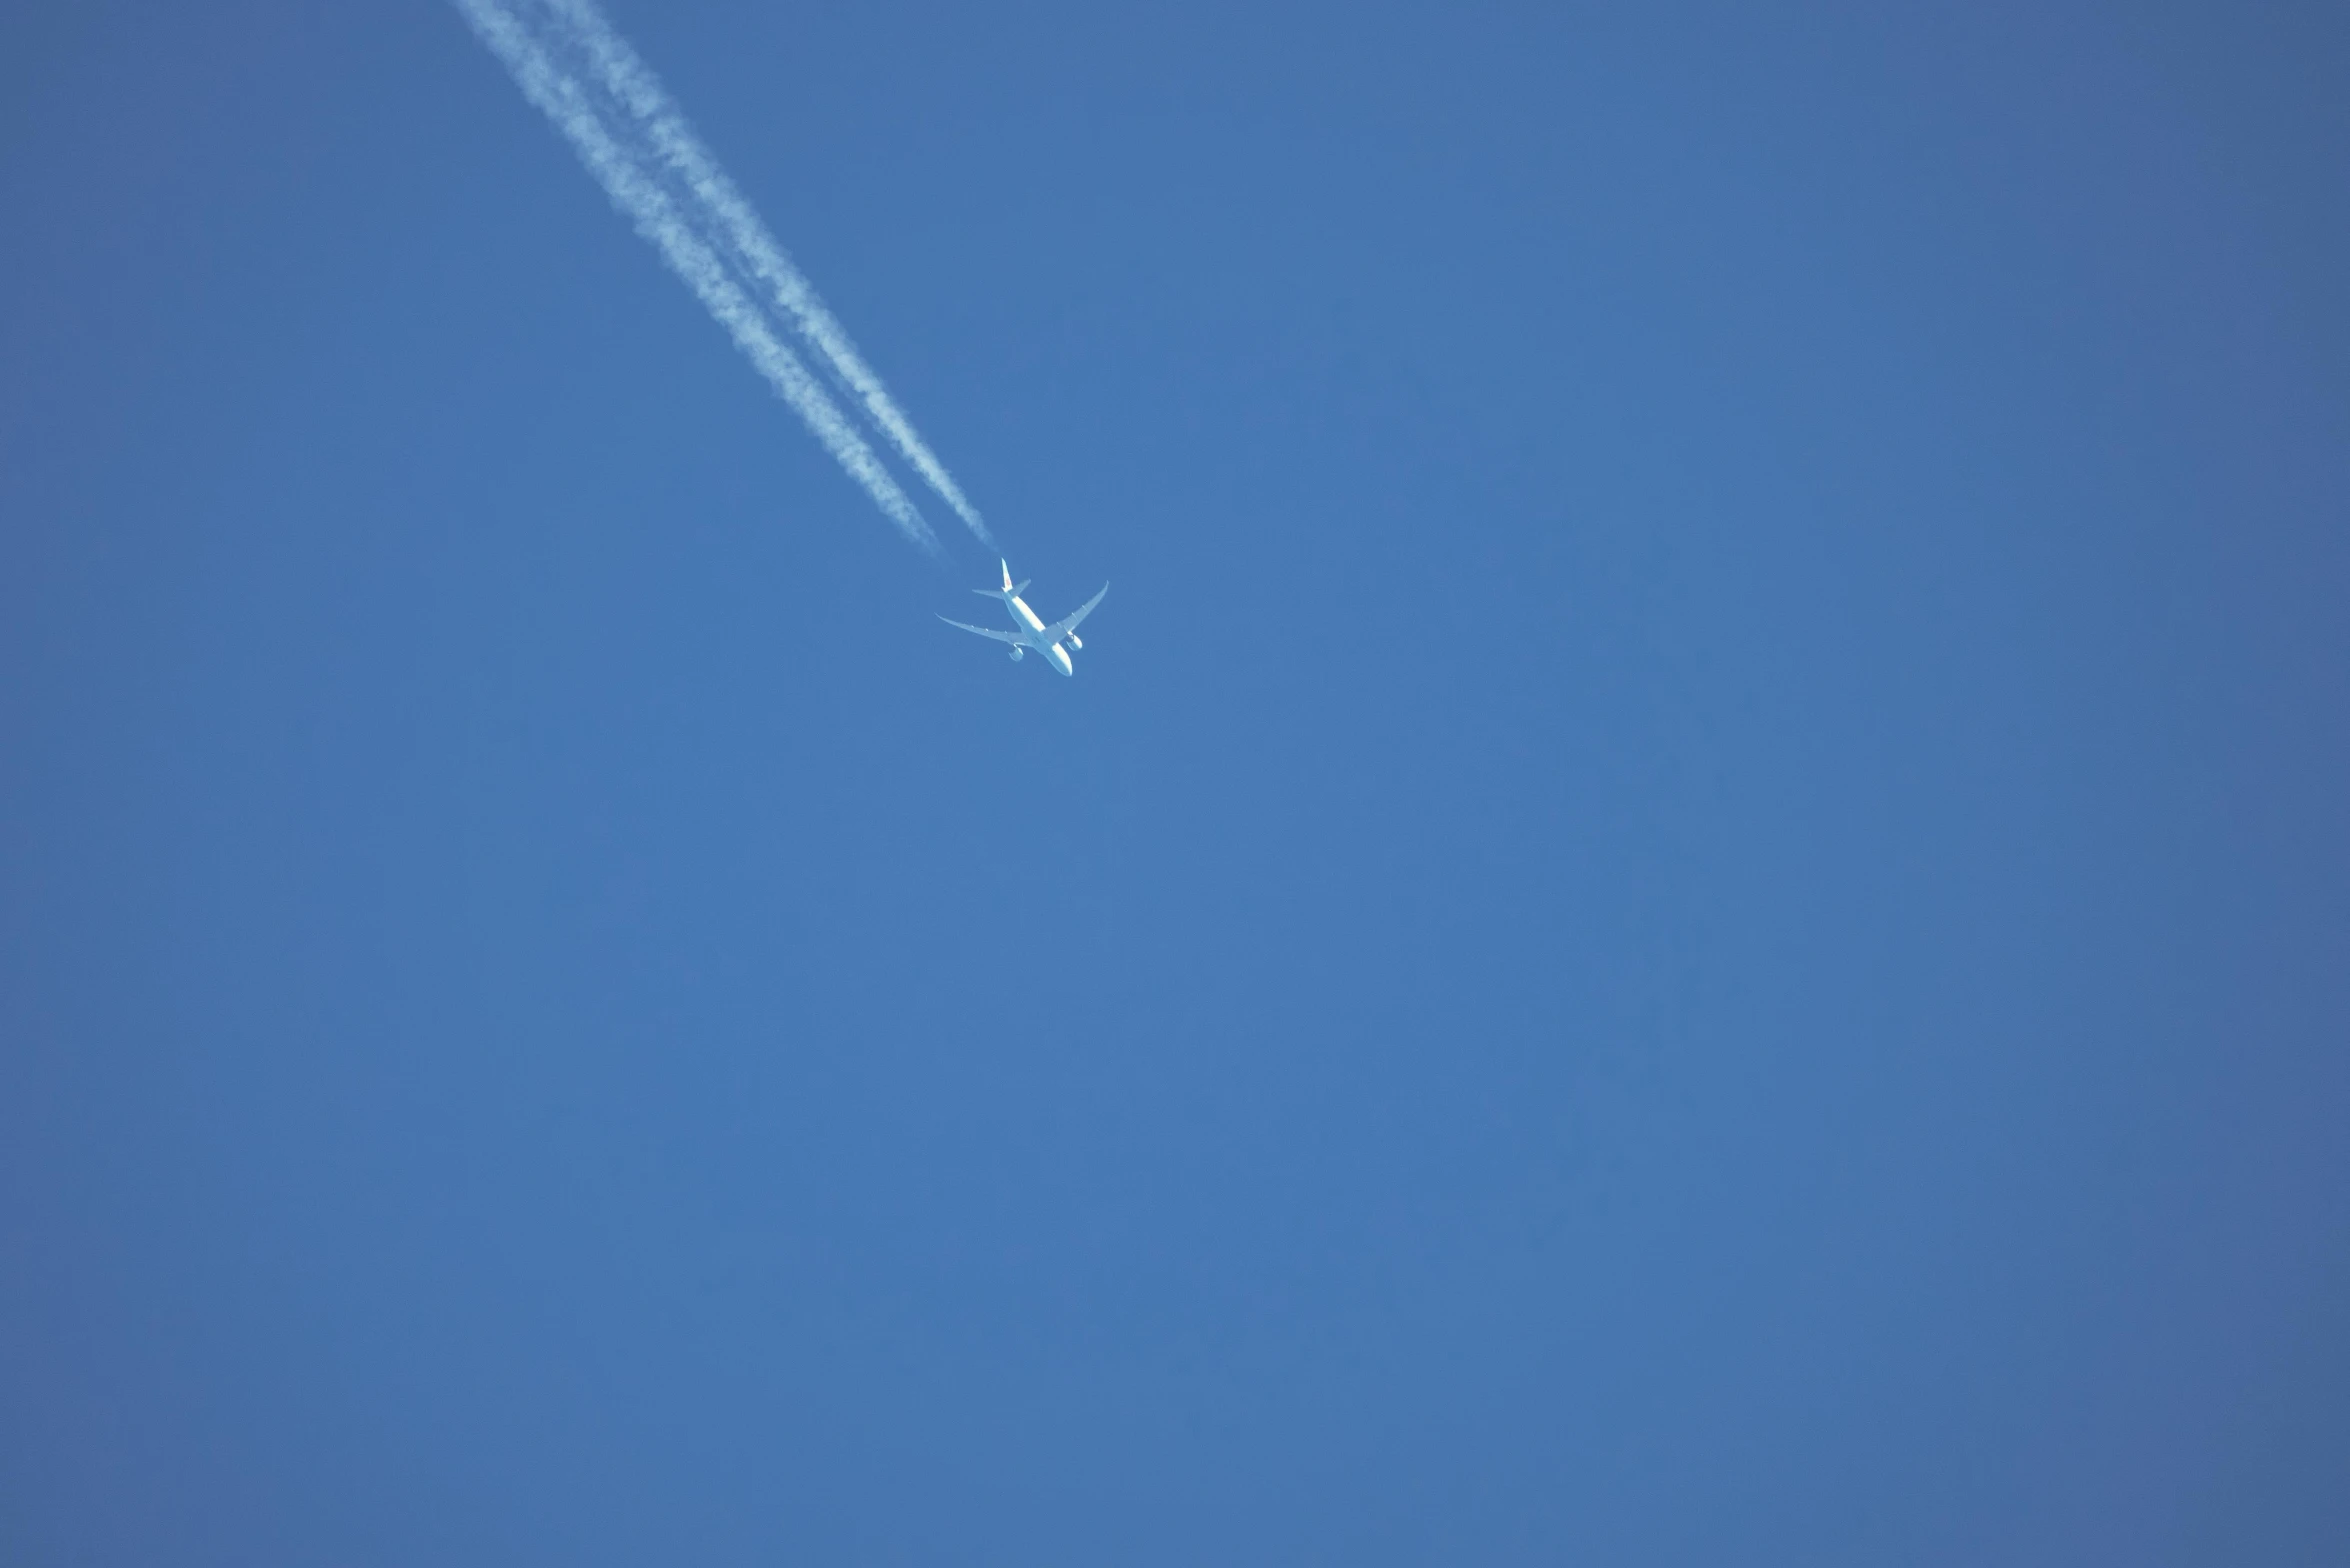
[4,2,2346,1562]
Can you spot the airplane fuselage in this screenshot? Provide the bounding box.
[1005,593,1076,675]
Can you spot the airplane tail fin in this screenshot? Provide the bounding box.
[972,559,1031,599]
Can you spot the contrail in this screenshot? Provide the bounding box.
[452,0,944,555]
[537,0,999,551]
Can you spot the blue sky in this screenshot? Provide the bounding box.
[4,2,2346,1562]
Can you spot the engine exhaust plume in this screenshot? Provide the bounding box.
[452,0,946,555]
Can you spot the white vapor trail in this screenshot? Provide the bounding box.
[542,0,1001,551]
[453,0,944,555]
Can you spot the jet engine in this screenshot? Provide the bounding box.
[1066,633,1083,650]
[1008,646,1024,661]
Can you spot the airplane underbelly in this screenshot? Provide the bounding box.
[1047,644,1074,676]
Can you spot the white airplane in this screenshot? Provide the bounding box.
[940,561,1109,676]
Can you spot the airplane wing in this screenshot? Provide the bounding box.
[1046,583,1109,642]
[938,615,1024,645]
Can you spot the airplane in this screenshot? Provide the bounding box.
[939,560,1109,677]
